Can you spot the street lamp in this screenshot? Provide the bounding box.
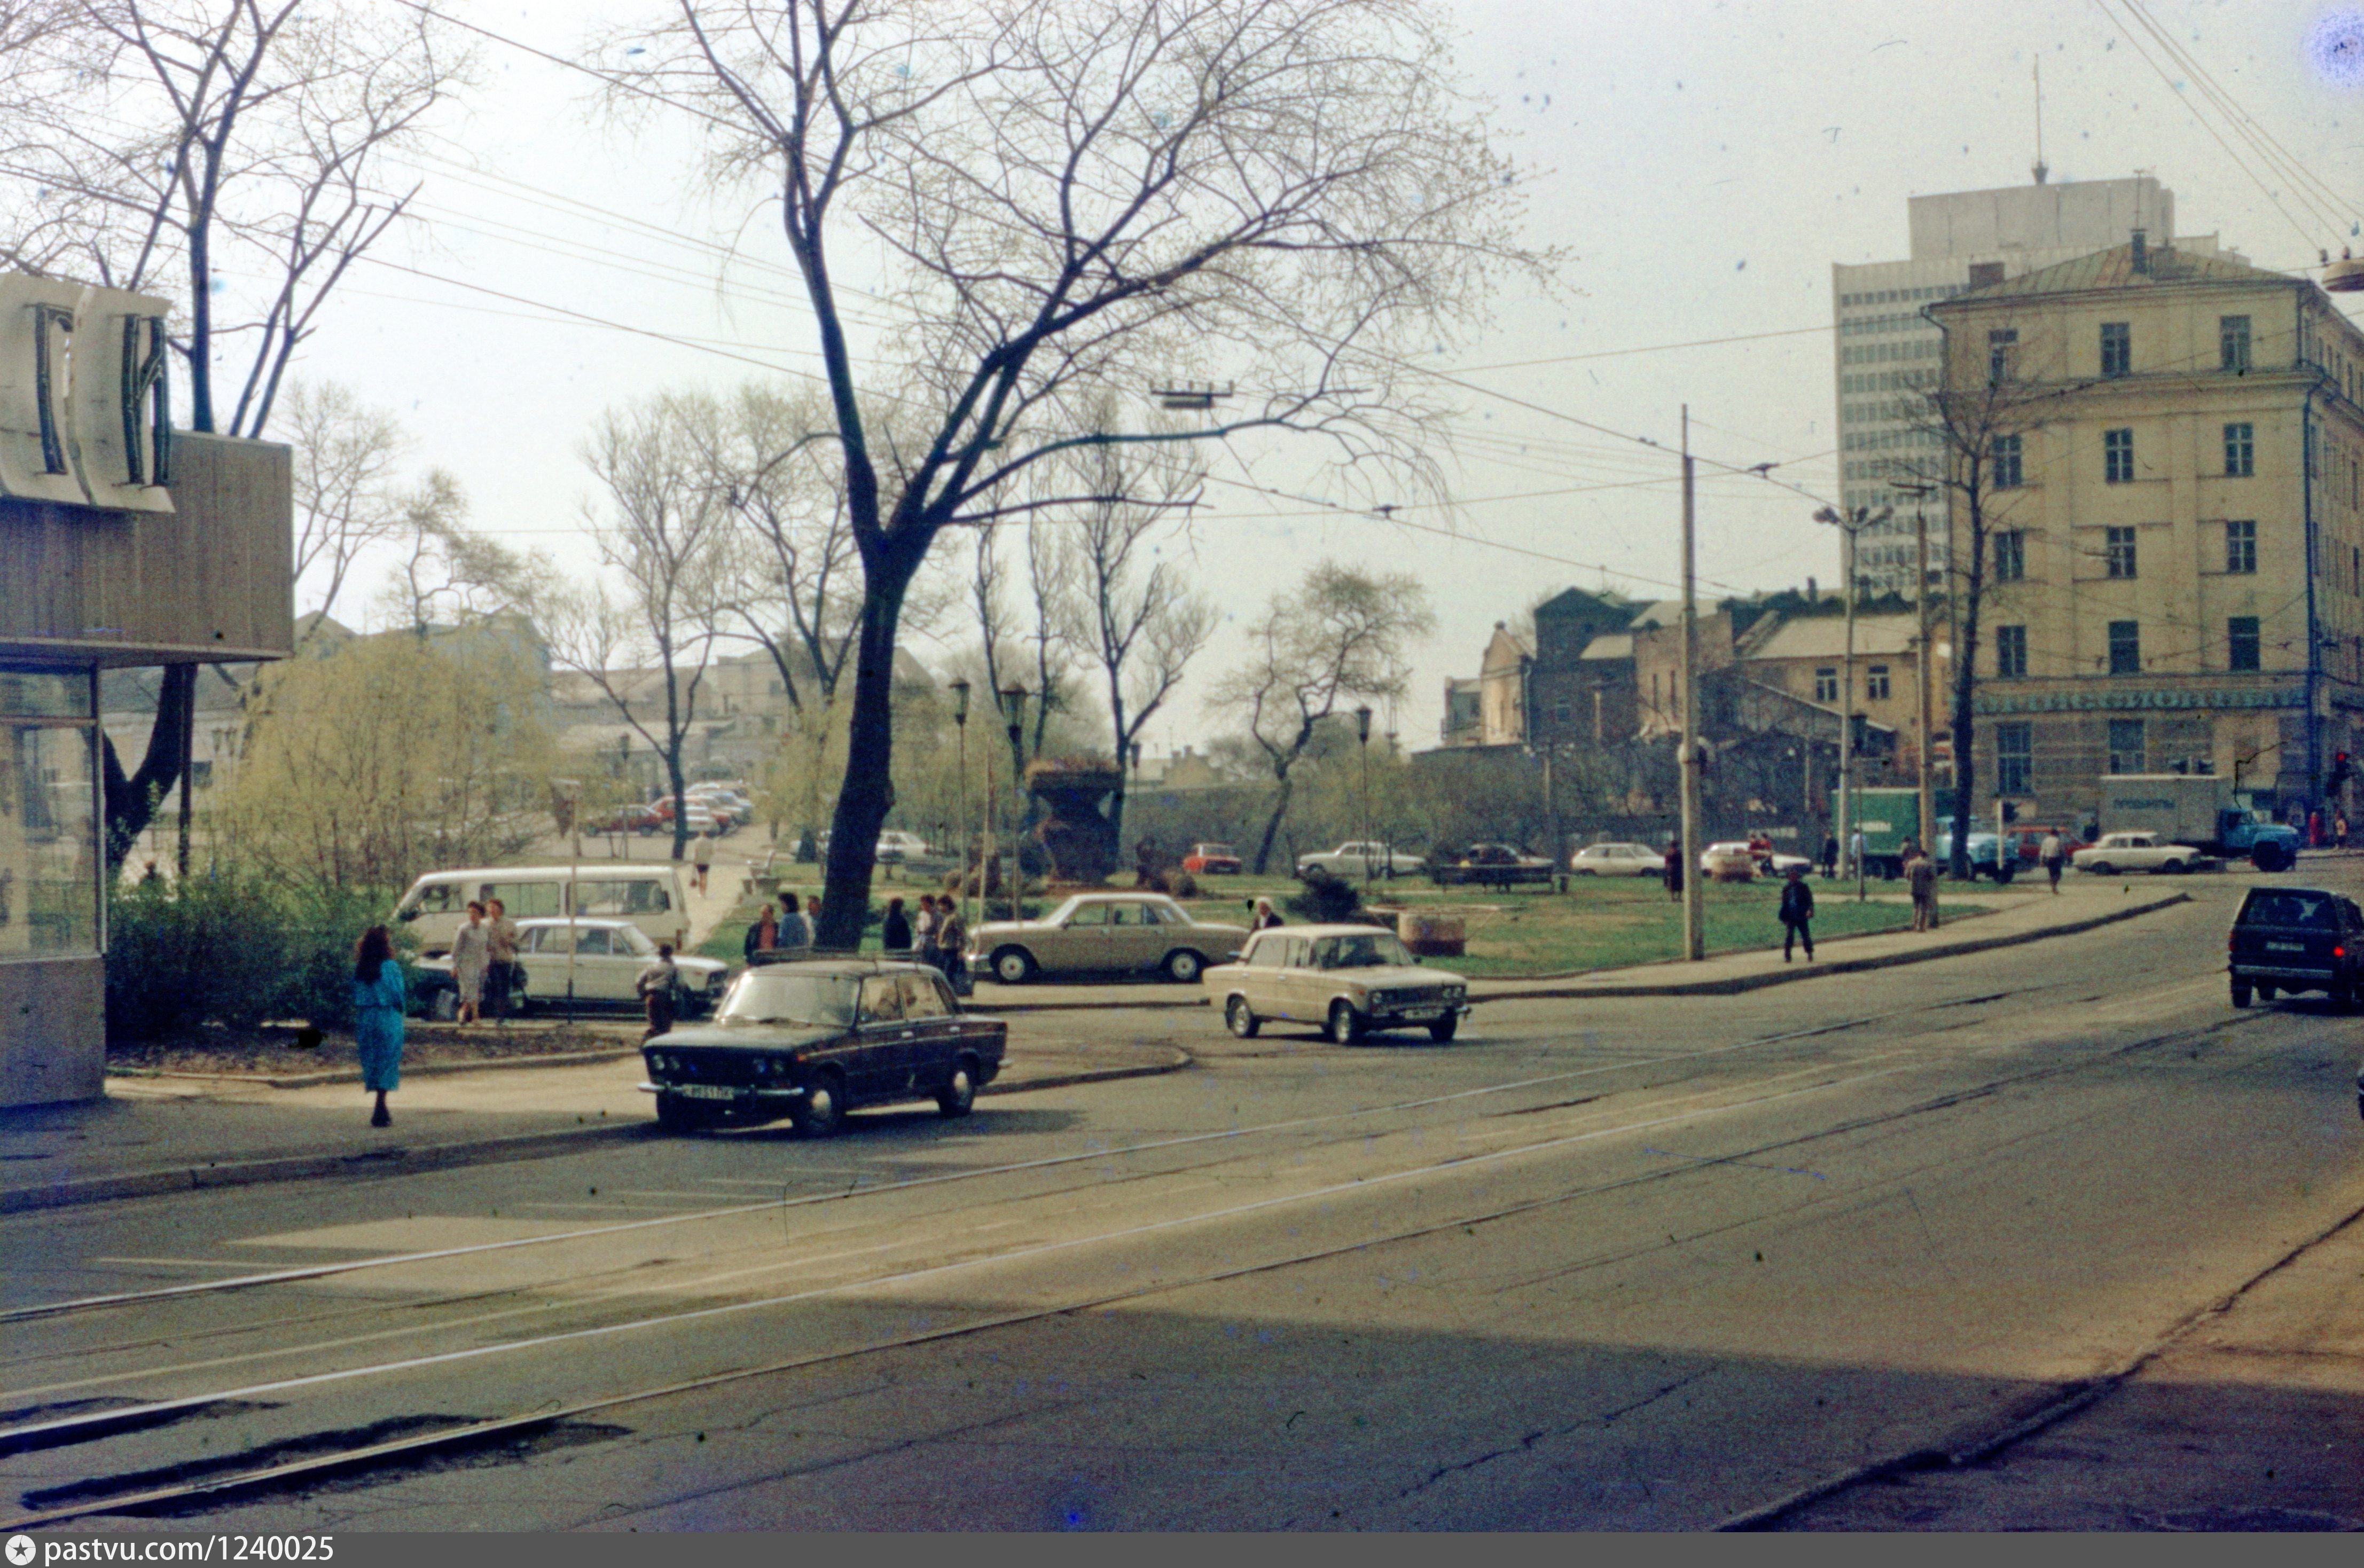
[999,685,1029,921]
[949,679,972,928]
[1355,704,1374,882]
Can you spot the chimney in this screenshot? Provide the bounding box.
[2131,229,2149,275]
[1806,576,1818,601]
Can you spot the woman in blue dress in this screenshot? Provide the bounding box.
[353,925,406,1128]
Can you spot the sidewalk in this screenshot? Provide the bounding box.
[1751,1197,2364,1531]
[0,1033,1189,1216]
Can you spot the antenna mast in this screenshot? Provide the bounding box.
[2032,60,2048,185]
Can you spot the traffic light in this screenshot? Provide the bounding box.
[2001,801,2019,824]
[2331,751,2354,794]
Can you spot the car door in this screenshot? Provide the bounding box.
[897,971,960,1095]
[851,975,910,1101]
[1240,934,1288,1016]
[567,926,635,1002]
[1274,935,1319,1021]
[1054,901,1116,974]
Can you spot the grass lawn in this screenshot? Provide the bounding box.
[704,867,1967,979]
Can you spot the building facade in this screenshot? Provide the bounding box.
[1927,239,2364,826]
[1833,176,2246,592]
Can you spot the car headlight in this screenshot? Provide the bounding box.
[1443,985,1466,1002]
[648,1052,672,1072]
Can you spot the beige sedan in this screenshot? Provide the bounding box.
[1204,923,1473,1044]
[967,892,1248,985]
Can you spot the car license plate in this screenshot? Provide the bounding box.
[672,1084,743,1101]
[2267,941,2306,953]
[1400,1006,1444,1022]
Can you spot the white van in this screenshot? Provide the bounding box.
[392,865,690,955]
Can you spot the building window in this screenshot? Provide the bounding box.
[2226,519,2257,574]
[2108,718,2146,774]
[1993,529,2025,581]
[1992,434,2023,489]
[2104,428,2134,483]
[2227,616,2261,672]
[1813,667,1838,703]
[0,668,100,959]
[2109,620,2141,675]
[2100,322,2131,378]
[1995,624,2028,678]
[1969,261,2005,289]
[2105,526,2138,578]
[2221,315,2252,373]
[1997,722,2033,795]
[1866,665,1891,700]
[2224,422,2254,477]
[1988,328,2018,383]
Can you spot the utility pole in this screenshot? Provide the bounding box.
[1894,482,1938,856]
[1679,407,1704,961]
[1815,503,1890,901]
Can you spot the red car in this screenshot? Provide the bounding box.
[2000,825,2088,868]
[1182,842,1243,875]
[591,803,662,836]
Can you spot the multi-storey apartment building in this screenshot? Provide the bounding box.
[1928,236,2364,825]
[1833,176,2245,592]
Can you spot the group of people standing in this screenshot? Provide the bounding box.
[884,892,969,989]
[443,898,518,1025]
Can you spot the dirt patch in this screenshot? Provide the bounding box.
[108,1021,636,1079]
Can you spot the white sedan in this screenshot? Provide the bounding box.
[1700,842,1759,881]
[1570,842,1664,876]
[2071,832,2206,875]
[416,917,731,1017]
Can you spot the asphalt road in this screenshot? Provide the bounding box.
[5,868,2360,1530]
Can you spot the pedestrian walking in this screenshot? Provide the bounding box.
[1820,833,1839,880]
[637,941,680,1041]
[776,892,811,952]
[1253,896,1283,930]
[483,897,518,1024]
[1778,864,1815,961]
[882,896,913,956]
[743,900,779,962]
[2040,830,2065,893]
[1906,847,1940,931]
[914,893,940,965]
[692,827,714,895]
[1663,840,1685,901]
[449,901,491,1025]
[934,900,968,991]
[353,925,406,1128]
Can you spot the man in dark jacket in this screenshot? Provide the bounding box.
[1779,865,1815,961]
[1663,840,1685,900]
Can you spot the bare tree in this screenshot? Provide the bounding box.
[608,0,1547,946]
[1212,562,1434,874]
[546,395,731,863]
[1,0,469,863]
[1055,437,1214,850]
[376,471,547,633]
[284,380,405,645]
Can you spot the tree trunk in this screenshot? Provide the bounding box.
[818,545,922,950]
[1250,767,1295,875]
[101,663,195,869]
[1948,505,1986,881]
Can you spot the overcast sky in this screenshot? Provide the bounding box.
[289,0,2364,755]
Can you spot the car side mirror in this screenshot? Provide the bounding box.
[396,908,418,921]
[1226,951,1242,962]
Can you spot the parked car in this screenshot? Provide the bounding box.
[412,916,728,1020]
[2000,825,2089,870]
[652,796,722,835]
[1700,842,1760,881]
[1182,842,1244,875]
[1430,842,1554,888]
[2227,885,2364,1009]
[687,785,754,826]
[1933,827,2013,880]
[2072,832,2207,875]
[1204,923,1473,1044]
[1570,841,1663,877]
[1296,841,1426,880]
[589,803,663,837]
[638,960,1006,1135]
[967,891,1248,985]
[393,866,690,956]
[875,829,930,864]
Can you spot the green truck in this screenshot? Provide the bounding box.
[1849,787,1959,881]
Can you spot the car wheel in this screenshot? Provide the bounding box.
[2254,843,2290,872]
[1163,949,1204,984]
[1381,866,1396,880]
[1225,995,1261,1038]
[427,987,458,1023]
[2258,983,2279,1001]
[794,1070,848,1138]
[2160,859,2186,875]
[653,1092,713,1134]
[937,1058,977,1118]
[2086,863,2114,877]
[2230,982,2251,1008]
[1428,1015,1459,1043]
[992,947,1037,985]
[1326,1000,1366,1045]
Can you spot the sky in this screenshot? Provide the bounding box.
[278,0,2364,757]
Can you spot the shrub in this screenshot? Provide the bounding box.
[1155,869,1200,899]
[1284,866,1364,923]
[105,872,406,1043]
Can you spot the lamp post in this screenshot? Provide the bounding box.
[949,679,972,929]
[999,685,1029,922]
[1355,704,1374,882]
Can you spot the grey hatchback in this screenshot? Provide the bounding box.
[2228,885,2364,1009]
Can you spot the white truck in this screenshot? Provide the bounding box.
[1295,840,1426,880]
[2096,774,2300,871]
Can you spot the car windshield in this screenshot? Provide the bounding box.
[1312,932,1415,969]
[714,973,858,1026]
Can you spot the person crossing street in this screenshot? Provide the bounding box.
[1906,845,1940,931]
[1778,864,1815,961]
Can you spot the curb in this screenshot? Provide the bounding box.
[979,995,1208,1014]
[1474,892,2191,1002]
[109,1047,644,1091]
[2,1049,1195,1216]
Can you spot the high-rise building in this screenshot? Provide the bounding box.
[1831,176,2244,591]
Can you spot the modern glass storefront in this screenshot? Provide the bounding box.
[0,667,100,961]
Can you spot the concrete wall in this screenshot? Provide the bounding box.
[0,956,105,1108]
[1909,178,2172,261]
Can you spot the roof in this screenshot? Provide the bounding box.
[1249,922,1407,938]
[1624,599,1687,631]
[1744,614,1923,662]
[1578,632,1634,661]
[1940,241,2300,303]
